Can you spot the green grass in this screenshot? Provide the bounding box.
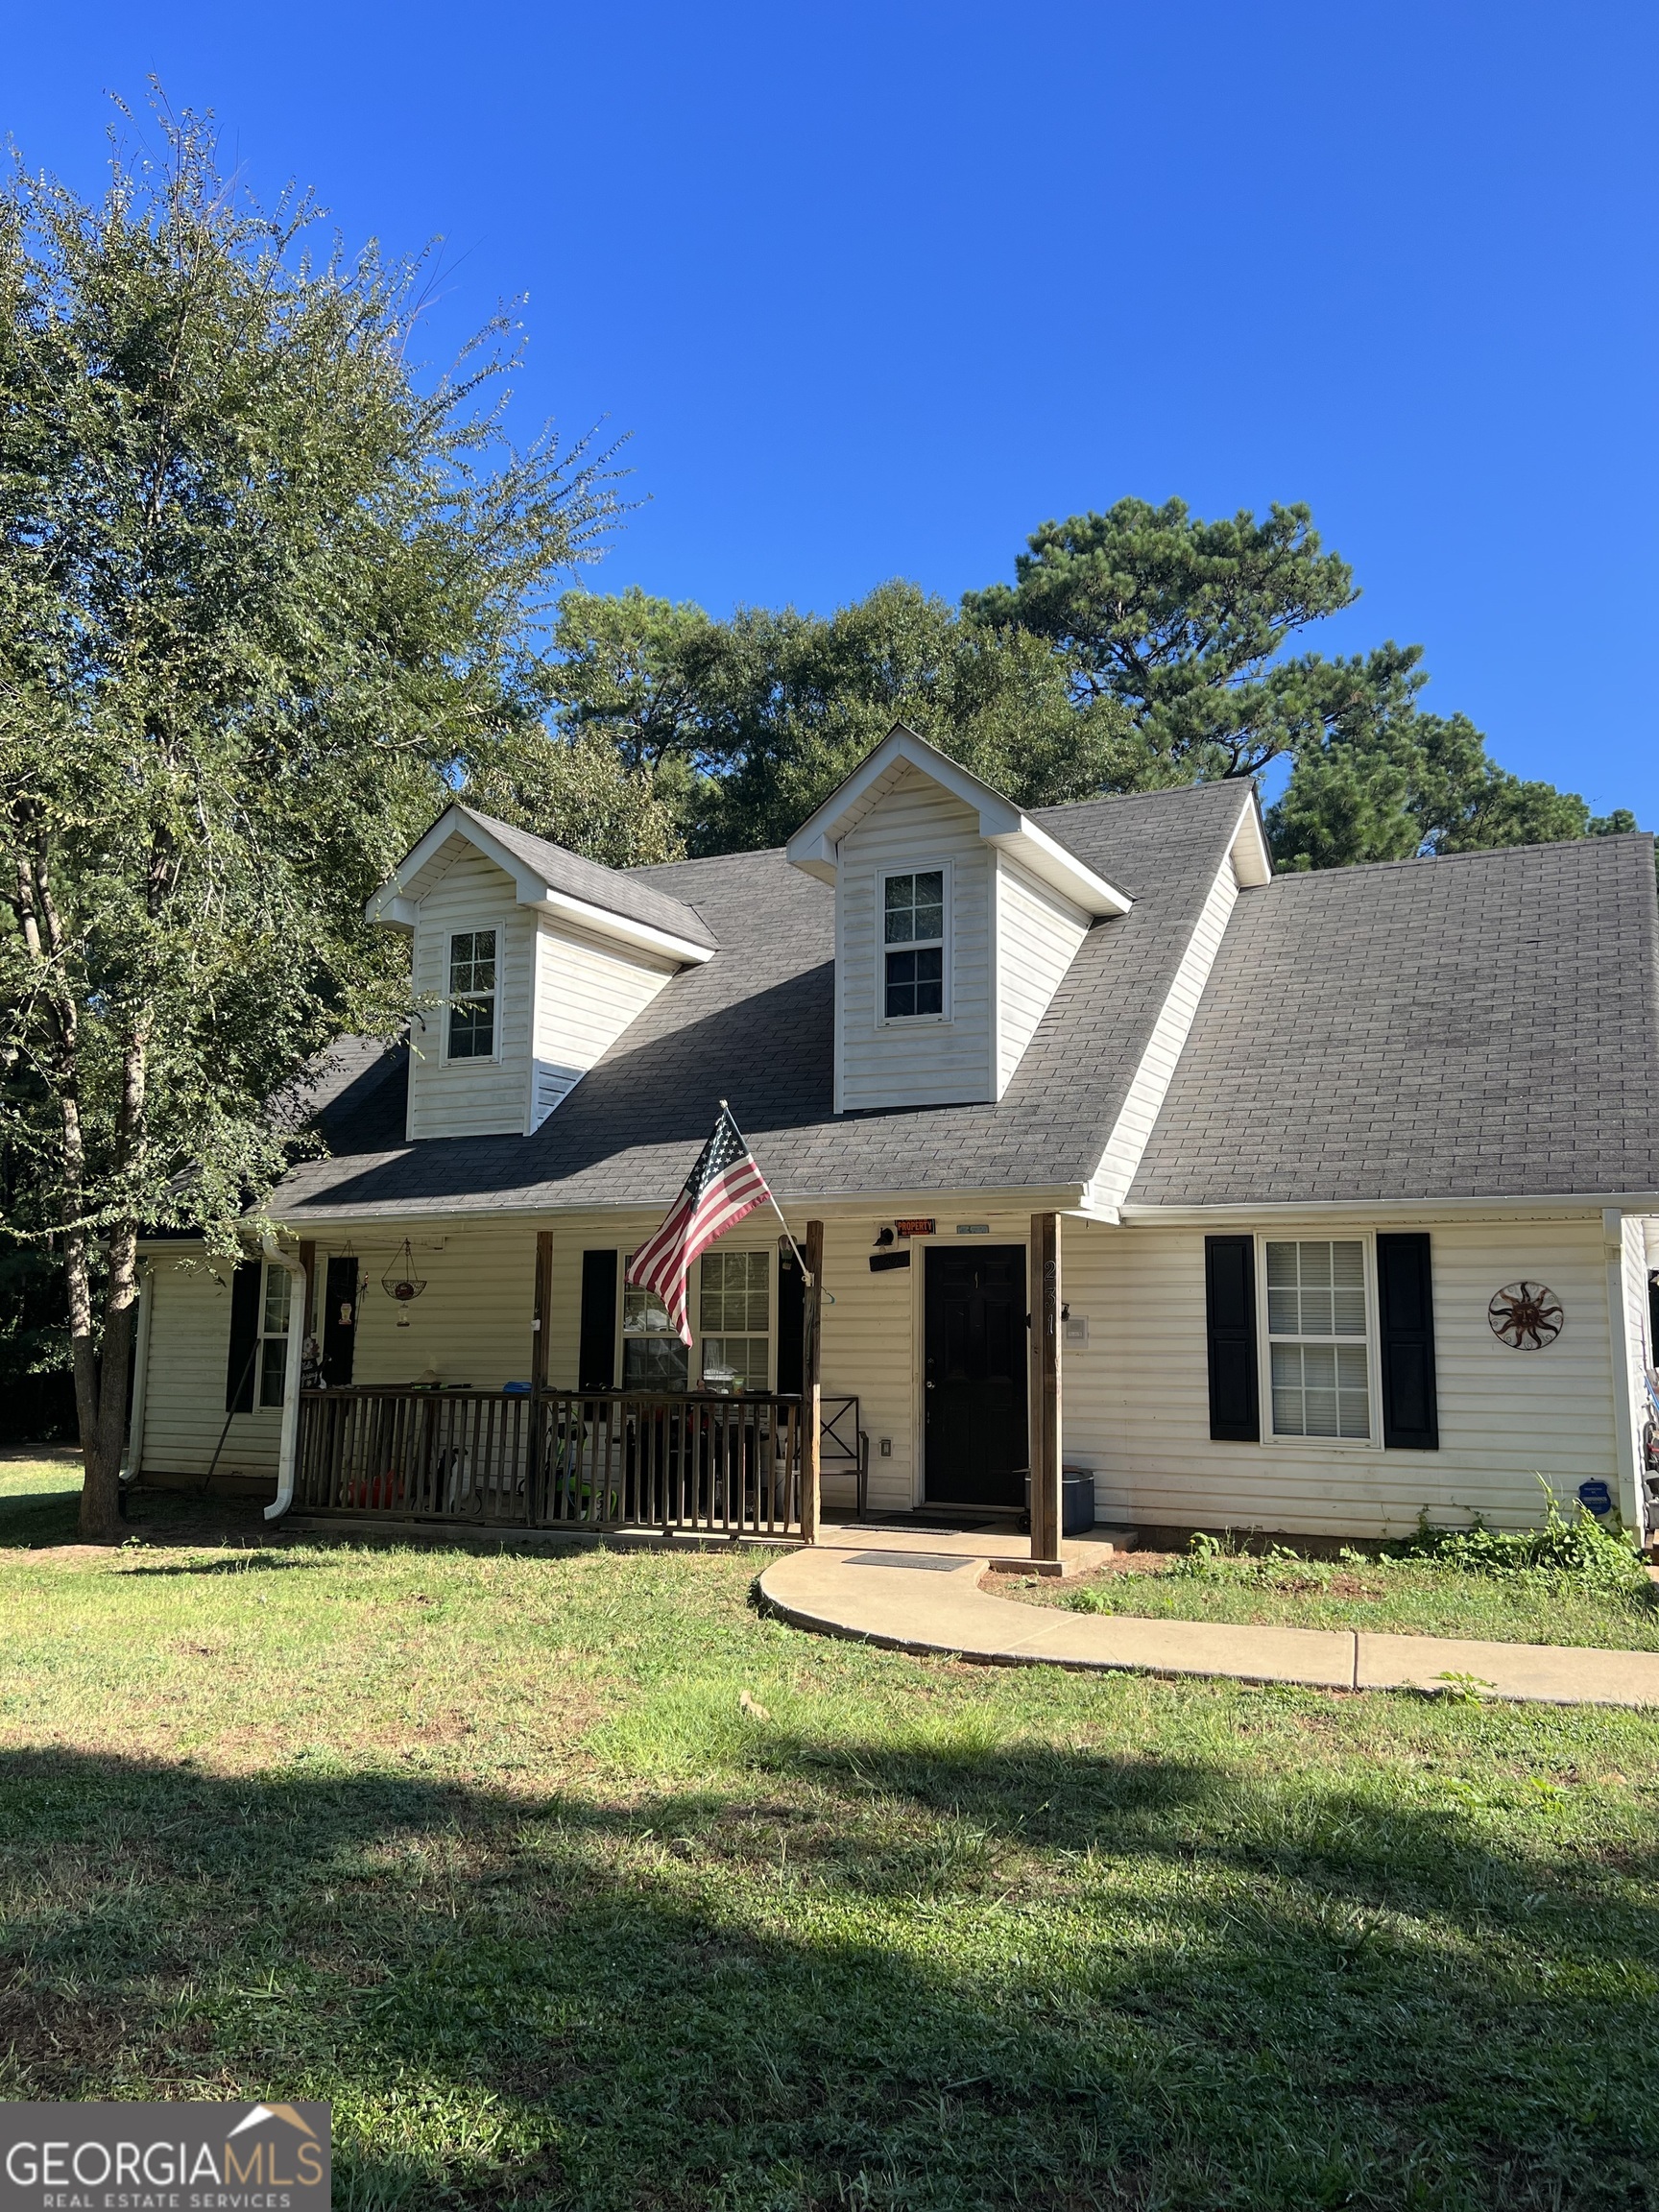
[2,1492,1658,2208]
[1018,1535,1659,1651]
[0,1451,82,1546]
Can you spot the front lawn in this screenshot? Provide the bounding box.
[1,1496,1657,2209]
[1001,1530,1659,1651]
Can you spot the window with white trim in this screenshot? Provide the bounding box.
[622,1286,688,1391]
[882,869,945,1019]
[699,1249,771,1389]
[447,929,497,1059]
[257,1263,293,1409]
[1266,1238,1371,1439]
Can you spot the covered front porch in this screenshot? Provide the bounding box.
[256,1208,1075,1559]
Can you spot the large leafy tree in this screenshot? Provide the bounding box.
[551,580,1136,852]
[0,108,624,1535]
[962,496,1422,784]
[552,497,1633,863]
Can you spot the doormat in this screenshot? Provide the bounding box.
[842,1551,973,1572]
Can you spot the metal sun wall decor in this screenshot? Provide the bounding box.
[1488,1281,1564,1350]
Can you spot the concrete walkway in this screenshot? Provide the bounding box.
[759,1527,1659,1708]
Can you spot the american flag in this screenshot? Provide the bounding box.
[626,1104,773,1344]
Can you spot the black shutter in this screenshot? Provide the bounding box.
[321,1256,359,1387]
[1377,1233,1438,1450]
[776,1245,805,1397]
[578,1250,618,1391]
[225,1261,261,1413]
[1205,1236,1260,1442]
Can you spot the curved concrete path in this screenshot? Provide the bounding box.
[760,1533,1659,1708]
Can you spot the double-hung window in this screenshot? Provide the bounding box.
[1266,1239,1371,1440]
[257,1263,293,1409]
[622,1286,688,1391]
[447,929,497,1060]
[699,1250,771,1388]
[883,869,946,1019]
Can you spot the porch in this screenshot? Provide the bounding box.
[290,1382,869,1542]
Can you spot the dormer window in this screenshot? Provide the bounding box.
[883,868,947,1020]
[447,929,497,1060]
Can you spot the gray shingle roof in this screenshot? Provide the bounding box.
[452,805,719,950]
[269,780,1252,1221]
[1129,832,1659,1206]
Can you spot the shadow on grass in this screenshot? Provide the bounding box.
[0,1734,1654,2211]
[0,1478,80,1548]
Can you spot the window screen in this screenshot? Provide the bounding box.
[623,1285,688,1391]
[447,929,497,1059]
[699,1250,770,1388]
[1266,1239,1370,1439]
[257,1263,293,1409]
[883,870,945,1018]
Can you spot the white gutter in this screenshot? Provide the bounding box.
[262,1235,309,1523]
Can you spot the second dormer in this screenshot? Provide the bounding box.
[785,728,1131,1112]
[368,805,716,1141]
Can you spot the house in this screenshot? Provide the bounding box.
[125,725,1659,1553]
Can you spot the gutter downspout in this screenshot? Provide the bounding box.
[262,1236,308,1523]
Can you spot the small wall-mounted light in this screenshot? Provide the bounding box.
[873,1225,895,1249]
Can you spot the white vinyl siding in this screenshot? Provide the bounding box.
[530,914,679,1130]
[407,849,534,1138]
[994,854,1090,1095]
[134,1256,280,1481]
[1061,1214,1623,1538]
[1088,845,1240,1207]
[837,766,993,1110]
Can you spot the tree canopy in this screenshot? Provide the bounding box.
[0,108,626,1531]
[544,502,1634,868]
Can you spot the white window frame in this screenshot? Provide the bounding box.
[1256,1232,1382,1451]
[877,860,952,1027]
[696,1246,775,1391]
[256,1261,294,1411]
[615,1247,777,1393]
[443,926,501,1067]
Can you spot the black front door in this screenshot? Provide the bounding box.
[924,1245,1027,1508]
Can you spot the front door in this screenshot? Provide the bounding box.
[924,1245,1027,1509]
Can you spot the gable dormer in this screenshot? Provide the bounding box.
[785,729,1130,1112]
[368,805,715,1140]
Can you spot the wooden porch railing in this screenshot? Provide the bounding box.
[294,1385,807,1538]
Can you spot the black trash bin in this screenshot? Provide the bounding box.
[1061,1465,1095,1536]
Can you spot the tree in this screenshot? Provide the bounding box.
[962,496,1420,782]
[0,106,625,1536]
[461,727,685,868]
[548,579,1136,853]
[1266,708,1637,871]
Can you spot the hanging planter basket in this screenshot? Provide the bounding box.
[382,1240,428,1326]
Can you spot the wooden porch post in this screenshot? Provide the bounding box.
[801,1218,825,1543]
[532,1230,553,1392]
[1029,1212,1062,1564]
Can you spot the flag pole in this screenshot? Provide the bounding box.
[720,1098,813,1286]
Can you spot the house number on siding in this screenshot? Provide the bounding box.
[1488,1281,1564,1350]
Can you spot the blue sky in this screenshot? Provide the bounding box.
[6,1,1655,818]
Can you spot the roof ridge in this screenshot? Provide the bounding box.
[1263,830,1652,885]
